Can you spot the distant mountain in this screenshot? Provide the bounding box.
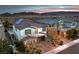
[0,12,41,16]
[12,12,41,15]
[1,11,79,17]
[41,12,79,16]
[0,12,12,16]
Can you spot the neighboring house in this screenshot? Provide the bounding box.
[12,19,46,40]
[37,19,78,38]
[57,20,78,38]
[34,18,59,25]
[59,20,78,31]
[0,20,5,40]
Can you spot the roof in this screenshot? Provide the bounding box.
[34,18,59,25]
[13,19,47,30]
[34,18,78,29]
[64,21,78,28]
[11,17,78,30]
[64,22,72,28]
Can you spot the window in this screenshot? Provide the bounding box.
[25,29,31,35]
[43,28,46,31]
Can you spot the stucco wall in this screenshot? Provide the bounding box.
[20,27,36,38]
[13,25,22,40]
[37,28,43,33]
[13,25,43,40]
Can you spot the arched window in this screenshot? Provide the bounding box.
[25,29,31,35]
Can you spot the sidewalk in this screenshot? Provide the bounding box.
[44,39,79,54]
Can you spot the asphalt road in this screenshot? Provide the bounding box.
[58,43,79,54]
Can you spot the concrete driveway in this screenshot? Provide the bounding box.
[0,20,4,40]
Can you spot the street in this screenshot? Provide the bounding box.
[58,42,79,54]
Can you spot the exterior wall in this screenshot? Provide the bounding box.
[37,28,43,33]
[13,25,43,40]
[20,27,36,39]
[13,25,22,40]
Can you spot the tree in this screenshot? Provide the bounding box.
[15,41,25,53]
[3,19,11,29]
[66,29,78,40]
[0,39,13,54]
[24,40,42,54]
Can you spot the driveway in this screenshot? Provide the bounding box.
[0,21,4,40]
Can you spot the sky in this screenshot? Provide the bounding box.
[0,5,79,14]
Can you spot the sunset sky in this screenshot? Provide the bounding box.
[0,5,79,14]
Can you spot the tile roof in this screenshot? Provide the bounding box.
[64,22,72,28]
[35,18,59,25]
[13,19,47,30]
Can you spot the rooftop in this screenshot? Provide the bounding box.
[34,18,78,29]
[34,18,59,25]
[13,19,47,30]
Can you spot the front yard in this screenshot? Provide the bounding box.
[23,34,71,54]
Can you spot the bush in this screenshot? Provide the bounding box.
[59,41,63,45]
[0,39,13,54]
[15,41,25,53]
[66,29,78,40]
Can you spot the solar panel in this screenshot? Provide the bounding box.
[15,19,23,25]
